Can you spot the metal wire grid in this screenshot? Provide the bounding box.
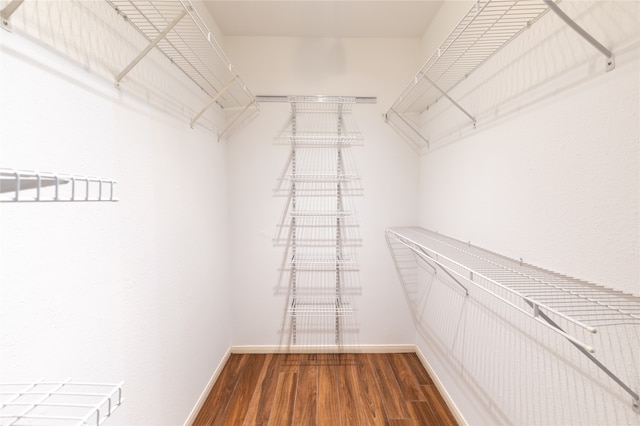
[387,227,640,349]
[105,0,257,113]
[278,113,364,147]
[287,96,357,111]
[0,381,123,426]
[290,255,358,270]
[0,169,118,202]
[390,0,550,115]
[288,297,353,317]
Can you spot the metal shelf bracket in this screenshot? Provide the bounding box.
[0,0,24,32]
[115,8,188,87]
[544,0,615,72]
[423,74,476,126]
[190,78,236,128]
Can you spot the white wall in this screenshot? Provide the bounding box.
[0,1,232,424]
[411,1,640,424]
[223,36,421,347]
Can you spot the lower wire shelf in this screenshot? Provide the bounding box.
[386,226,640,412]
[0,380,123,426]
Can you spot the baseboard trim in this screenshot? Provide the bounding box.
[414,346,468,426]
[229,344,417,354]
[183,347,232,426]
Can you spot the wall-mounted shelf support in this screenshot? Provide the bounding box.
[218,100,257,140]
[543,0,615,71]
[115,8,188,87]
[0,0,24,32]
[190,78,235,128]
[423,75,476,126]
[384,109,430,150]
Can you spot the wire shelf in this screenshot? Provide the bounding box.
[285,174,360,183]
[386,226,640,410]
[288,297,353,317]
[390,0,549,115]
[105,0,259,135]
[386,0,551,150]
[387,227,640,346]
[290,210,351,218]
[0,381,123,426]
[278,134,365,147]
[290,256,358,270]
[0,169,118,202]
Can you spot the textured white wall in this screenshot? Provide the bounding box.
[223,36,421,347]
[0,2,232,424]
[411,1,640,424]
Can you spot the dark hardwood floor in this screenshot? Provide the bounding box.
[193,352,458,426]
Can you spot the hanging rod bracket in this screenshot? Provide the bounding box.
[544,0,615,72]
[115,8,187,87]
[1,0,24,32]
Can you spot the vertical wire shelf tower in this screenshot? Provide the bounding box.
[281,96,366,346]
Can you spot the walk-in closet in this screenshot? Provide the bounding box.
[1,1,638,425]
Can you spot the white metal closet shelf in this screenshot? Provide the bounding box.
[0,169,118,202]
[0,381,123,426]
[105,0,259,136]
[386,226,640,410]
[386,0,616,151]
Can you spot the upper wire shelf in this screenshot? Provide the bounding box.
[0,380,123,426]
[105,0,259,137]
[0,169,118,202]
[386,0,616,151]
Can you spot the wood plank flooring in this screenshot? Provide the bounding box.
[193,353,458,426]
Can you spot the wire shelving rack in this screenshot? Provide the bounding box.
[386,226,640,412]
[268,95,373,345]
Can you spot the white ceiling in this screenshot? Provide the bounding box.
[201,1,444,38]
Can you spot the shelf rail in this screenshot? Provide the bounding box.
[386,0,616,152]
[0,380,124,425]
[106,0,259,136]
[0,168,118,202]
[386,226,640,411]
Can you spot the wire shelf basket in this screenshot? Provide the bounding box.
[0,169,118,202]
[0,381,123,426]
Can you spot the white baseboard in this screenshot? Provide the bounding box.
[414,346,468,426]
[229,344,417,354]
[183,347,232,426]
